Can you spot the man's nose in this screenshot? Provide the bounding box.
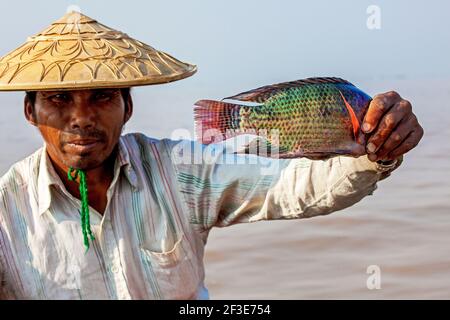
[69,102,96,130]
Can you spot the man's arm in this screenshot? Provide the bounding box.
[169,139,401,231]
[169,90,421,232]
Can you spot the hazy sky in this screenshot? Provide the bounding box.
[0,0,448,82]
[0,0,448,171]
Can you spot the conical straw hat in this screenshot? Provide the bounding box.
[0,11,197,91]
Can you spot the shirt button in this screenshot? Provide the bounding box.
[111,265,120,274]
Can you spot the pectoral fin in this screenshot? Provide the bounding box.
[339,90,362,144]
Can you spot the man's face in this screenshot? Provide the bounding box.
[24,89,133,170]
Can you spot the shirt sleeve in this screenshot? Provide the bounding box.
[166,139,402,232]
[0,247,3,295]
[0,226,10,299]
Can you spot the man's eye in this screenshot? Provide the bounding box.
[49,94,70,103]
[93,92,113,101]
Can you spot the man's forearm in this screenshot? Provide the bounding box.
[270,154,403,219]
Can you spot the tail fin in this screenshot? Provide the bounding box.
[194,99,247,144]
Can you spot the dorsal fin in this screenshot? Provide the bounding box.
[223,77,354,103]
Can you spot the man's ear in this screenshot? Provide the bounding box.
[124,94,133,124]
[24,95,37,126]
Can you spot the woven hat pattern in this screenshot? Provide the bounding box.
[0,12,197,91]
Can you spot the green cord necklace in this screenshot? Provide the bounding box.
[68,167,95,252]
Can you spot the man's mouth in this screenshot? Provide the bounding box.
[66,139,103,153]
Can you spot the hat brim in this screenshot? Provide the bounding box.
[0,65,197,92]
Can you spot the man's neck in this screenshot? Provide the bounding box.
[49,149,117,215]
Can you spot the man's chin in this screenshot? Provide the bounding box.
[63,155,105,171]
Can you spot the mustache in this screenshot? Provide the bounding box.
[60,129,107,145]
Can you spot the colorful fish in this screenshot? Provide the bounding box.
[194,77,372,160]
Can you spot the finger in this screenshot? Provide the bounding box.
[366,100,410,154]
[387,126,424,159]
[374,114,416,160]
[362,91,401,133]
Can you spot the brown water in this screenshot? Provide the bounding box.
[0,78,448,299]
[204,79,450,299]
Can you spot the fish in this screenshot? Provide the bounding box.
[193,77,372,160]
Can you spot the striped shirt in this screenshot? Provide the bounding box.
[0,132,401,299]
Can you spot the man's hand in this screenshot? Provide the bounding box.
[362,91,424,162]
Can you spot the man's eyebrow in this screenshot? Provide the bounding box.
[39,91,69,97]
[92,89,120,94]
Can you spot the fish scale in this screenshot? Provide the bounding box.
[194,77,372,159]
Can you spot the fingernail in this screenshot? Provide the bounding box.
[362,123,371,132]
[368,154,377,161]
[367,142,376,153]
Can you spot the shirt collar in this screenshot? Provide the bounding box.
[37,136,140,216]
[37,145,62,216]
[117,136,140,190]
